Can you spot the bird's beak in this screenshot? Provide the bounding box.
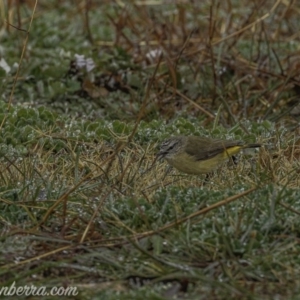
[156,151,165,161]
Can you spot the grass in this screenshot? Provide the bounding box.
[0,0,300,299]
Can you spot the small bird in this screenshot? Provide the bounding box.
[157,135,261,175]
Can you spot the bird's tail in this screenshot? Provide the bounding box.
[243,143,262,149]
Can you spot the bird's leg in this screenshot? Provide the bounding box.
[231,155,239,165]
[203,173,212,185]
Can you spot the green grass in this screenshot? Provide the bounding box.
[0,1,300,299]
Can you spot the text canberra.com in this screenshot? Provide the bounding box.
[0,282,78,297]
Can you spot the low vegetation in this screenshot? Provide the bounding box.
[0,1,300,299]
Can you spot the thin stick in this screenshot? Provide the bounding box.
[99,186,257,246]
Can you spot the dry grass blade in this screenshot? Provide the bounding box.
[100,186,257,247]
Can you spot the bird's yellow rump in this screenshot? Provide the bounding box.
[157,135,261,175]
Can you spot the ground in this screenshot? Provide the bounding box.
[0,1,300,299]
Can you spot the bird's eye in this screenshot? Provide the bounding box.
[161,140,170,147]
[168,141,178,150]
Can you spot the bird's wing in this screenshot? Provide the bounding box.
[184,136,243,161]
